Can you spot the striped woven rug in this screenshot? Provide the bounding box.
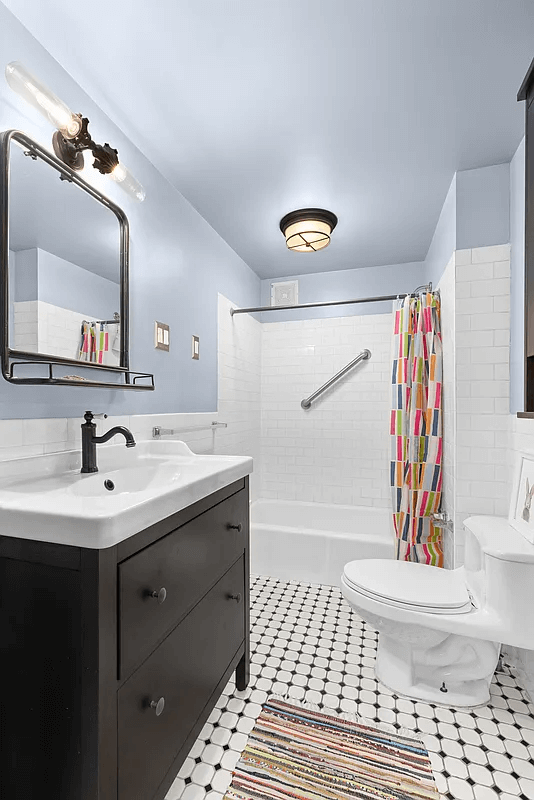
[224,697,438,800]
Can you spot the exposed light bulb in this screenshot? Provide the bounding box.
[112,163,127,181]
[5,61,81,139]
[109,161,146,203]
[6,61,147,203]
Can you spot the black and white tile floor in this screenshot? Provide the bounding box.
[166,576,534,800]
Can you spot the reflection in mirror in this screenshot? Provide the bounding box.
[9,138,122,366]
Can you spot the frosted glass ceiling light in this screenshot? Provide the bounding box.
[5,61,145,202]
[280,208,338,252]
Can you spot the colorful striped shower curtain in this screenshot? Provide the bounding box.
[390,292,443,567]
[79,322,109,364]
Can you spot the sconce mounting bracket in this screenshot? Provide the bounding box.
[52,115,119,175]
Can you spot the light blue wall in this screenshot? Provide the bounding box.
[425,164,511,286]
[0,3,260,418]
[456,163,510,250]
[510,137,525,414]
[260,261,426,323]
[13,248,38,300]
[37,250,119,319]
[424,154,520,411]
[13,248,117,318]
[424,176,457,288]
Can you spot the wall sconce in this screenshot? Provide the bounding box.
[279,208,338,252]
[5,61,145,202]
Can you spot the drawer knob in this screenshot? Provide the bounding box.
[227,523,243,533]
[149,587,167,604]
[228,592,242,603]
[150,697,165,716]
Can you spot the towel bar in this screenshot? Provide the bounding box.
[152,421,228,438]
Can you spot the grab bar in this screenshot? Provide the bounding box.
[153,421,227,438]
[301,349,371,409]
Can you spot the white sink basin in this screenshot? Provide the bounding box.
[71,462,180,497]
[0,441,253,548]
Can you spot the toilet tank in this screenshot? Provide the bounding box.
[464,516,534,650]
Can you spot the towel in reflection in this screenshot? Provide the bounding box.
[79,321,109,363]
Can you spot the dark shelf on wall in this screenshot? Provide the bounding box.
[6,350,155,390]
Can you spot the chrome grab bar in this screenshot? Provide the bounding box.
[301,349,371,409]
[152,421,228,438]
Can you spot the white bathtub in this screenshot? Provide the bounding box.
[250,499,394,587]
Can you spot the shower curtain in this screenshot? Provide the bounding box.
[390,291,443,567]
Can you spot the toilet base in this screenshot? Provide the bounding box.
[375,631,500,707]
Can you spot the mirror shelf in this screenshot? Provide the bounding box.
[7,354,154,389]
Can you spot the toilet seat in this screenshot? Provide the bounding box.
[343,559,473,615]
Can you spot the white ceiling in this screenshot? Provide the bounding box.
[3,0,534,279]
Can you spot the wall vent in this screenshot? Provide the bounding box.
[270,280,298,307]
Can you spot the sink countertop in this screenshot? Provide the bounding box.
[0,441,253,549]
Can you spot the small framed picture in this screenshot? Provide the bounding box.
[509,451,534,544]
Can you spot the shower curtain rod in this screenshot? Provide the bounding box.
[230,283,433,316]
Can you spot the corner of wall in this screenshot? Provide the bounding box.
[423,174,457,288]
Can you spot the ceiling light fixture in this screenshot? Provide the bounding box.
[279,208,338,252]
[5,62,145,202]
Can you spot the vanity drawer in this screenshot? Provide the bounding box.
[117,557,245,800]
[118,487,247,677]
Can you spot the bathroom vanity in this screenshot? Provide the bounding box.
[0,465,250,800]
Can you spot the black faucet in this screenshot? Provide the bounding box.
[81,410,136,473]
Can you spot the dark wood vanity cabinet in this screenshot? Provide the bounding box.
[0,477,250,800]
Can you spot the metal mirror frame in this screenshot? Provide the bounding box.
[0,129,153,390]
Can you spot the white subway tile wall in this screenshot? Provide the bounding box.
[260,313,392,506]
[0,412,225,462]
[453,245,511,566]
[216,295,262,502]
[12,300,38,351]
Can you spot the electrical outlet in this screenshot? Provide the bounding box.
[192,335,200,360]
[154,321,170,351]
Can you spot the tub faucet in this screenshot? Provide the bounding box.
[81,410,136,473]
[430,511,454,532]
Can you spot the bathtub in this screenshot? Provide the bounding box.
[250,499,394,587]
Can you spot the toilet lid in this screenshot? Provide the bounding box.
[343,560,472,613]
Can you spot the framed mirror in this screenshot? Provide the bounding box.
[0,130,153,389]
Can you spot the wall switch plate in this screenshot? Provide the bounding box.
[154,321,170,351]
[192,335,200,360]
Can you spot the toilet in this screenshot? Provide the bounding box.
[341,515,534,707]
